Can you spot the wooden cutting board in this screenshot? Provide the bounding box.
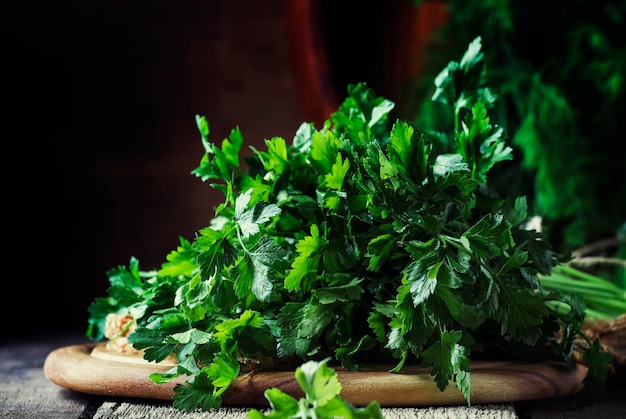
[44,343,588,407]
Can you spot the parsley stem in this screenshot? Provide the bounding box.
[541,265,626,320]
[554,264,619,288]
[546,300,612,322]
[582,295,626,312]
[539,274,624,299]
[235,224,251,256]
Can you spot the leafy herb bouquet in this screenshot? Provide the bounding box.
[86,37,612,413]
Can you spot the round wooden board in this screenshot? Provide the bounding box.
[44,343,588,407]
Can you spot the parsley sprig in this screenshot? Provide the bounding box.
[87,37,611,412]
[248,357,383,419]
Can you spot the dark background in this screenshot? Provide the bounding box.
[2,0,311,340]
[2,0,420,342]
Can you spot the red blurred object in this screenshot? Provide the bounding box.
[285,0,449,127]
[285,0,339,128]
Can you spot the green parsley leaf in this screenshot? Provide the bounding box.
[247,358,384,419]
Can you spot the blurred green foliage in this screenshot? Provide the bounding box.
[409,0,626,254]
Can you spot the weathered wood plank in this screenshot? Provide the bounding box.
[91,401,518,419]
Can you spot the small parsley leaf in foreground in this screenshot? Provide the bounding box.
[247,358,383,419]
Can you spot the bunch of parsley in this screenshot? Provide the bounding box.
[86,37,611,413]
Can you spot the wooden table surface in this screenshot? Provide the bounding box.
[2,334,625,419]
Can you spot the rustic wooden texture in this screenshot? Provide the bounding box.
[90,401,519,419]
[44,343,589,408]
[4,335,625,418]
